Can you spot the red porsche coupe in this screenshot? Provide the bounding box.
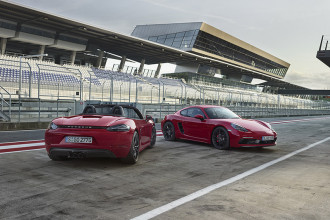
[161,105,277,149]
[45,104,156,164]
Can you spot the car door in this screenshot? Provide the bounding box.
[135,119,152,147]
[181,107,208,142]
[124,107,152,148]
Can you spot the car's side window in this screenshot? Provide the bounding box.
[186,108,206,118]
[180,109,188,117]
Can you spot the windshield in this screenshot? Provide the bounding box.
[83,105,143,119]
[204,107,240,119]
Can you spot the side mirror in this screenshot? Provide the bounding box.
[194,114,205,121]
[146,115,153,121]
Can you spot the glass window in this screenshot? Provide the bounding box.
[164,38,174,46]
[186,108,206,118]
[176,32,185,38]
[204,107,239,119]
[184,30,195,37]
[172,41,181,48]
[194,30,199,35]
[180,109,188,116]
[157,38,165,44]
[148,36,157,41]
[184,36,193,41]
[158,35,166,39]
[0,21,16,30]
[167,33,176,38]
[174,36,184,42]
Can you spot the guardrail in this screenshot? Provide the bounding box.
[0,85,11,121]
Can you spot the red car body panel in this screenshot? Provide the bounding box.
[161,105,277,148]
[45,113,154,158]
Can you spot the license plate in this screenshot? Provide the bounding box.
[65,136,92,143]
[262,136,274,141]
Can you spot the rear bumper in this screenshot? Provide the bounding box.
[49,147,116,159]
[45,128,134,158]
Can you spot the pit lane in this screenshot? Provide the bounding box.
[0,116,330,219]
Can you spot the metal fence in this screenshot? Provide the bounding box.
[0,56,330,122]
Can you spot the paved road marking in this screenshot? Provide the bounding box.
[131,137,330,220]
[0,148,45,155]
[270,116,330,124]
[0,129,46,133]
[0,140,44,147]
[0,142,45,150]
[0,141,45,154]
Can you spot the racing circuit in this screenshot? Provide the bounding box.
[1,115,330,219]
[1,1,330,220]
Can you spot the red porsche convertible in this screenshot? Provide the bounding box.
[161,105,277,149]
[45,104,156,164]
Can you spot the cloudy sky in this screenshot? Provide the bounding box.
[8,0,330,89]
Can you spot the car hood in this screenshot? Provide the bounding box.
[53,115,126,127]
[214,118,271,132]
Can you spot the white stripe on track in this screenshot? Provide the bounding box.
[0,129,46,133]
[0,142,45,150]
[0,149,44,155]
[131,137,330,220]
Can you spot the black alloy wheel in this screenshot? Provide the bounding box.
[122,131,140,164]
[211,127,230,150]
[163,121,176,141]
[149,126,156,148]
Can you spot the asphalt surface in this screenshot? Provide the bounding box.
[0,116,330,219]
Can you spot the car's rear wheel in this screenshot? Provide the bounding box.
[148,126,156,148]
[211,127,230,150]
[163,121,175,141]
[48,153,68,161]
[122,131,139,164]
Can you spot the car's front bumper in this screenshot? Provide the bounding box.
[228,129,277,148]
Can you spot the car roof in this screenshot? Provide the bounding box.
[180,105,225,110]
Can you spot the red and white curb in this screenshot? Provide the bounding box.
[0,140,45,154]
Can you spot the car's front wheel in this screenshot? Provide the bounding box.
[211,127,230,150]
[163,121,175,141]
[122,131,139,164]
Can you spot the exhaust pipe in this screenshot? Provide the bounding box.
[70,152,85,159]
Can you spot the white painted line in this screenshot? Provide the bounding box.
[0,129,46,133]
[0,139,44,145]
[131,136,330,220]
[0,148,44,155]
[0,142,45,150]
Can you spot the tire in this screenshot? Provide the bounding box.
[211,127,230,150]
[48,153,68,161]
[163,121,176,141]
[148,126,156,148]
[122,131,139,164]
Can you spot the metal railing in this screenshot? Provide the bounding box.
[0,56,330,122]
[0,85,11,121]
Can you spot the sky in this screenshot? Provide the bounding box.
[8,0,330,89]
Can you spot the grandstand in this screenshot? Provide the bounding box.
[0,1,329,122]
